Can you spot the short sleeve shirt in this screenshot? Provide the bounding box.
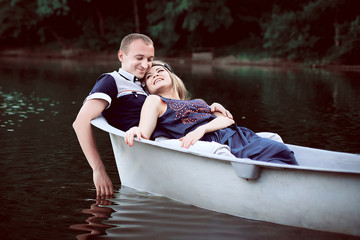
[86,68,148,131]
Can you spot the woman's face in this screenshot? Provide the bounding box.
[144,66,172,94]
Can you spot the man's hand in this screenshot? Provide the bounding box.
[210,102,233,119]
[93,169,113,196]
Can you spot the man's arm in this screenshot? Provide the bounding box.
[209,102,233,119]
[72,99,113,196]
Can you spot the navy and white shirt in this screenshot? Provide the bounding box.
[86,68,148,131]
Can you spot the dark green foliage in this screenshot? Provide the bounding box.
[146,0,233,54]
[0,0,359,64]
[261,0,360,63]
[326,15,360,64]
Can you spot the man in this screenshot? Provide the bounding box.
[73,33,231,196]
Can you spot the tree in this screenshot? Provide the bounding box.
[0,0,72,48]
[328,15,360,64]
[0,0,136,50]
[261,0,336,60]
[0,0,38,46]
[261,0,360,62]
[146,0,233,54]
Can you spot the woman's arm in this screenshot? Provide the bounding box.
[124,95,164,146]
[180,115,235,148]
[209,102,233,119]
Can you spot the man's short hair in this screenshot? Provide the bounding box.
[120,33,154,53]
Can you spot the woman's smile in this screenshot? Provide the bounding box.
[153,77,164,85]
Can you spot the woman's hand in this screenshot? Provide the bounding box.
[179,116,235,149]
[210,102,233,119]
[179,127,206,148]
[124,126,142,146]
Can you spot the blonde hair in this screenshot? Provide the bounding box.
[145,60,190,100]
[120,33,153,53]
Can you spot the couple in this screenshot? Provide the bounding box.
[73,33,231,196]
[73,33,297,196]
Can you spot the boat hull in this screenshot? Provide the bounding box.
[91,116,360,236]
[109,133,360,236]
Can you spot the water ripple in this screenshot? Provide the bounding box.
[70,187,357,240]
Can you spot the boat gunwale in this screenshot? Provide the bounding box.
[91,116,360,176]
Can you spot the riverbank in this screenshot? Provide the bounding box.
[1,47,360,72]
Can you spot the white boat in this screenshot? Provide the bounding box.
[91,115,360,236]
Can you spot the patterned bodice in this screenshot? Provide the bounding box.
[151,96,216,139]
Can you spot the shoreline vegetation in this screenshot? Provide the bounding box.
[1,1,359,72]
[1,47,360,72]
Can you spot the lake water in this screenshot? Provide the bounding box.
[0,57,359,240]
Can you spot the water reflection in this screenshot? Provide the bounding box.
[70,197,115,240]
[0,87,59,131]
[71,187,358,239]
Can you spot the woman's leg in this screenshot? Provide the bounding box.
[227,127,298,165]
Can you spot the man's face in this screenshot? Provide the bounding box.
[118,39,155,79]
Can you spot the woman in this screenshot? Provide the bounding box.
[125,61,298,165]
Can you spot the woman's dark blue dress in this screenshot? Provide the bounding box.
[152,96,298,165]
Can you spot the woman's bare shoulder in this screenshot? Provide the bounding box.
[145,94,161,103]
[144,95,167,116]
